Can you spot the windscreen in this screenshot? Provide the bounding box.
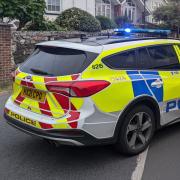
[20,46,98,76]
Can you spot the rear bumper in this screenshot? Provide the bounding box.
[4,113,115,146]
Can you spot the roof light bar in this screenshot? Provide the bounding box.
[114,28,171,36]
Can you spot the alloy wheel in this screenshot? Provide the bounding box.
[126,112,153,150]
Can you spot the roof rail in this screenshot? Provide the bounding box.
[80,34,88,42]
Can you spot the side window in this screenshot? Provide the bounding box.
[138,48,151,69]
[147,45,179,69]
[102,50,137,69]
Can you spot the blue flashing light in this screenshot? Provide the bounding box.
[114,28,171,36]
[124,28,131,33]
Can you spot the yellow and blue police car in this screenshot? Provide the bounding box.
[4,29,180,155]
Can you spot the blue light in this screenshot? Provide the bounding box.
[114,28,171,36]
[114,28,119,32]
[125,28,131,33]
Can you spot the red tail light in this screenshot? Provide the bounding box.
[46,80,110,97]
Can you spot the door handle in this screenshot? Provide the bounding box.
[151,79,163,88]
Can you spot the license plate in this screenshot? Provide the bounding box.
[22,87,46,102]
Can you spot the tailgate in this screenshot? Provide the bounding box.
[12,72,73,118]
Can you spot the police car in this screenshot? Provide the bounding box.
[4,28,180,155]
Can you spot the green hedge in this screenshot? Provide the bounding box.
[96,16,117,30]
[25,19,63,31]
[56,7,101,32]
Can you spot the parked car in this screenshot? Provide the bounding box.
[4,29,180,155]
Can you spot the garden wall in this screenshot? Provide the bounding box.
[12,30,111,64]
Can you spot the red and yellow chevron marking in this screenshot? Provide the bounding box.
[11,72,84,129]
[14,93,25,105]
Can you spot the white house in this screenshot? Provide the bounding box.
[146,0,167,23]
[44,0,150,24]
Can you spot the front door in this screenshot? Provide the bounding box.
[138,44,180,125]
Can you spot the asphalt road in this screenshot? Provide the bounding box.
[0,93,137,180]
[142,123,180,180]
[2,92,180,180]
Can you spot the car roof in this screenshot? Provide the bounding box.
[37,37,180,54]
[37,40,103,54]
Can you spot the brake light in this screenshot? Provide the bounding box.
[46,80,110,97]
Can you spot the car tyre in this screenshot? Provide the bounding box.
[115,105,155,156]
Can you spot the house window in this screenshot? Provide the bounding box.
[47,0,61,13]
[96,0,111,18]
[152,1,161,10]
[122,0,136,23]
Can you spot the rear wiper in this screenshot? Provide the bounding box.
[30,68,53,76]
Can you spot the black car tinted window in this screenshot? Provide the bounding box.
[138,48,151,69]
[20,46,98,76]
[102,50,137,69]
[147,45,179,69]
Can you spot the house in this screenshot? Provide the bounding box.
[44,0,150,24]
[146,0,167,23]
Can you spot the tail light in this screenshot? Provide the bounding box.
[46,80,110,97]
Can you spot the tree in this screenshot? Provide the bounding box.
[0,0,46,30]
[153,0,180,37]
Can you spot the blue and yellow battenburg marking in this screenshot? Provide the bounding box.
[127,71,163,103]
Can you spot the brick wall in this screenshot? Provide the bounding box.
[0,24,12,87]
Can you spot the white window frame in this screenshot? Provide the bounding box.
[46,0,61,14]
[96,0,112,19]
[122,1,136,23]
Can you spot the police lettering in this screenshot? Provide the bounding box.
[166,100,180,112]
[10,112,36,126]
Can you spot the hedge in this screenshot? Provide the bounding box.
[56,7,101,32]
[96,16,117,30]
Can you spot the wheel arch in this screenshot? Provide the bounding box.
[113,95,161,141]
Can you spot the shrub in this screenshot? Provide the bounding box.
[25,19,64,31]
[96,16,117,30]
[56,7,101,32]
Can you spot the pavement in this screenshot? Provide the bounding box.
[1,92,180,180]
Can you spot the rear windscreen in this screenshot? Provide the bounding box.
[20,46,98,76]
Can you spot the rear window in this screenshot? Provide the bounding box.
[20,46,98,76]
